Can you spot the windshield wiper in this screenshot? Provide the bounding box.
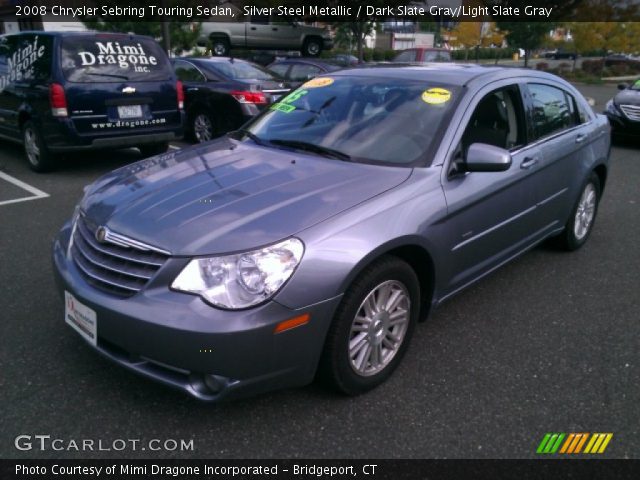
[230,129,270,147]
[269,139,352,161]
[85,72,130,80]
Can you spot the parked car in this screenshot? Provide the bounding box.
[604,53,640,69]
[54,65,610,402]
[330,54,359,66]
[549,49,578,60]
[0,31,184,172]
[172,57,290,143]
[392,47,452,63]
[604,79,640,138]
[267,58,342,88]
[198,18,333,57]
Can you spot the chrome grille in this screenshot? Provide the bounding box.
[71,216,169,297]
[620,104,640,121]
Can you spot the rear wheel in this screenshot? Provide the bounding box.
[302,37,322,57]
[23,120,56,172]
[139,142,169,157]
[190,110,216,143]
[319,256,419,395]
[555,172,601,251]
[210,38,230,56]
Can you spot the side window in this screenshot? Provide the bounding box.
[461,85,525,154]
[269,63,290,79]
[174,61,205,82]
[289,63,322,82]
[29,35,53,82]
[527,83,575,139]
[250,15,270,25]
[395,50,416,62]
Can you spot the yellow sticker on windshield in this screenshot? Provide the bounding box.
[303,77,334,88]
[422,88,451,105]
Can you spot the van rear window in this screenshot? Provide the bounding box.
[61,36,172,82]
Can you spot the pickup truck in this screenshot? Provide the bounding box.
[199,19,333,57]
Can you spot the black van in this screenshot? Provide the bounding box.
[0,31,184,172]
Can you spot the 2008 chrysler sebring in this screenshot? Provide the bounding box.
[53,64,610,401]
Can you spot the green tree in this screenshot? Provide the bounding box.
[496,22,554,67]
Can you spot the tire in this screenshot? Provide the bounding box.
[23,120,56,172]
[139,142,169,157]
[318,256,420,395]
[555,172,601,251]
[210,37,230,56]
[302,37,322,57]
[189,110,216,143]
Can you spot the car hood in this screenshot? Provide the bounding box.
[614,88,640,105]
[81,138,411,255]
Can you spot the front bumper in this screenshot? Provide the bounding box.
[52,223,341,402]
[605,111,640,137]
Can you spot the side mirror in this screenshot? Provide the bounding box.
[618,83,629,90]
[466,143,512,172]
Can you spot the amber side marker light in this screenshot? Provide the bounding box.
[274,313,310,334]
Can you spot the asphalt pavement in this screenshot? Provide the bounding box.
[0,83,638,459]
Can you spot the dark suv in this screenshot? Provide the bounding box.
[0,31,184,171]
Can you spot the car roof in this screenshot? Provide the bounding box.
[331,63,564,87]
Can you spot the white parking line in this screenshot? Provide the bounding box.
[0,171,50,206]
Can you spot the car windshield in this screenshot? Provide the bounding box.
[243,75,460,166]
[206,60,276,80]
[61,36,173,82]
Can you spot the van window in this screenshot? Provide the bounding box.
[0,34,52,89]
[61,36,173,83]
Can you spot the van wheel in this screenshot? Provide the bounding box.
[139,142,169,157]
[302,37,322,57]
[23,121,56,172]
[555,172,601,251]
[210,38,230,56]
[318,256,419,395]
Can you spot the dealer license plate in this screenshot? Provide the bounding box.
[65,291,97,346]
[117,105,143,119]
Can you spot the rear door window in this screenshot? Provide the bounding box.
[174,60,206,82]
[61,35,172,82]
[527,83,576,139]
[289,63,323,81]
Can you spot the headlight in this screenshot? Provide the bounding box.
[171,238,304,309]
[605,100,620,115]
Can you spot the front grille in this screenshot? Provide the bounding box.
[71,216,169,297]
[620,104,640,121]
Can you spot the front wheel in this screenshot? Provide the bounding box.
[556,172,601,251]
[23,121,56,172]
[318,256,419,395]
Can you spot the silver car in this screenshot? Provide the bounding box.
[53,65,610,401]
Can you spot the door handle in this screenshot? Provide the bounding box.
[272,27,278,31]
[250,27,257,30]
[575,134,587,144]
[520,156,539,169]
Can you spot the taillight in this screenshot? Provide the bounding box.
[49,83,68,117]
[176,80,184,110]
[231,90,267,105]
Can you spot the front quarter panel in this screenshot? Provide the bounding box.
[274,168,448,310]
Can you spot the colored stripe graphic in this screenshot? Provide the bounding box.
[537,433,613,454]
[537,433,565,454]
[584,433,613,454]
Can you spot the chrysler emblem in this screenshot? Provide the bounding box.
[95,226,107,243]
[122,86,136,94]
